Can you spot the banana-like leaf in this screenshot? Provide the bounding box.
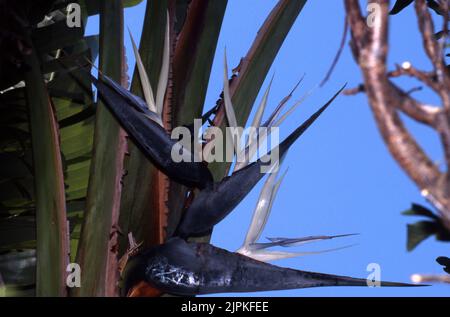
[118,0,169,257]
[0,217,35,251]
[32,19,84,54]
[118,0,228,252]
[172,0,228,127]
[0,3,99,296]
[24,45,69,297]
[165,0,228,241]
[156,11,171,116]
[74,0,127,297]
[51,38,99,263]
[0,89,34,215]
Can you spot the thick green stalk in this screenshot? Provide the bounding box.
[24,46,69,297]
[172,0,228,127]
[75,0,126,297]
[118,0,229,251]
[118,0,169,255]
[167,0,228,236]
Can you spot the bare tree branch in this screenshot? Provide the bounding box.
[388,63,440,92]
[344,0,450,229]
[415,0,449,96]
[411,273,450,284]
[415,0,450,186]
[390,83,440,125]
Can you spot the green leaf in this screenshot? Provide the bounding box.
[402,203,438,220]
[426,0,444,15]
[436,227,450,243]
[32,19,84,54]
[390,0,414,15]
[164,0,228,239]
[0,216,35,251]
[118,0,169,256]
[406,220,450,251]
[407,221,438,251]
[23,45,69,297]
[0,3,98,296]
[172,0,228,127]
[41,35,99,74]
[436,256,450,274]
[156,11,170,116]
[74,0,127,297]
[403,203,450,251]
[390,0,444,16]
[434,30,445,40]
[223,50,238,130]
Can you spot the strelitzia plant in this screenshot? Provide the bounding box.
[94,39,419,296]
[0,0,420,297]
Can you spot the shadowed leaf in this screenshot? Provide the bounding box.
[390,0,414,15]
[74,0,127,297]
[406,221,450,251]
[402,203,439,220]
[436,256,450,274]
[24,45,68,297]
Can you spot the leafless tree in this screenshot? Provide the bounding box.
[344,0,450,232]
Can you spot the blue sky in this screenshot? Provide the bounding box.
[87,0,449,296]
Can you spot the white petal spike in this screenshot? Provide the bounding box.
[223,49,238,129]
[241,159,287,247]
[252,233,359,250]
[234,81,309,172]
[250,75,274,131]
[223,49,240,164]
[128,28,157,113]
[256,168,288,242]
[234,122,271,171]
[156,11,171,116]
[236,248,303,262]
[271,86,316,128]
[263,75,304,128]
[239,245,356,262]
[233,78,273,173]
